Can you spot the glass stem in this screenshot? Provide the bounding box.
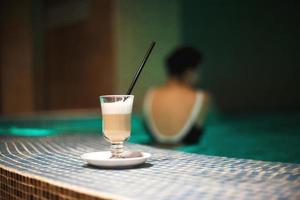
[111,142,124,158]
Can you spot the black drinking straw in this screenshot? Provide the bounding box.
[126,41,156,96]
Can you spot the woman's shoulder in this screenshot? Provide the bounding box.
[144,86,209,105]
[196,90,211,101]
[144,87,157,102]
[196,89,208,95]
[145,86,162,95]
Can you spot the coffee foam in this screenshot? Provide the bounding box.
[101,99,133,114]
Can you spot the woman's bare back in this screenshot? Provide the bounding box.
[150,85,198,136]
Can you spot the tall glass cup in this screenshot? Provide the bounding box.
[99,95,134,158]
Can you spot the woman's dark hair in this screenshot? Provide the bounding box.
[166,46,202,78]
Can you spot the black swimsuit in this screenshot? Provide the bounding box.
[143,119,203,145]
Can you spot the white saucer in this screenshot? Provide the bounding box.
[81,151,151,168]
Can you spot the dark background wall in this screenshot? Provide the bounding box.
[0,0,34,114]
[182,0,300,112]
[1,0,300,114]
[0,0,115,114]
[43,0,115,110]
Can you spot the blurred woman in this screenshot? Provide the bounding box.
[143,46,210,148]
